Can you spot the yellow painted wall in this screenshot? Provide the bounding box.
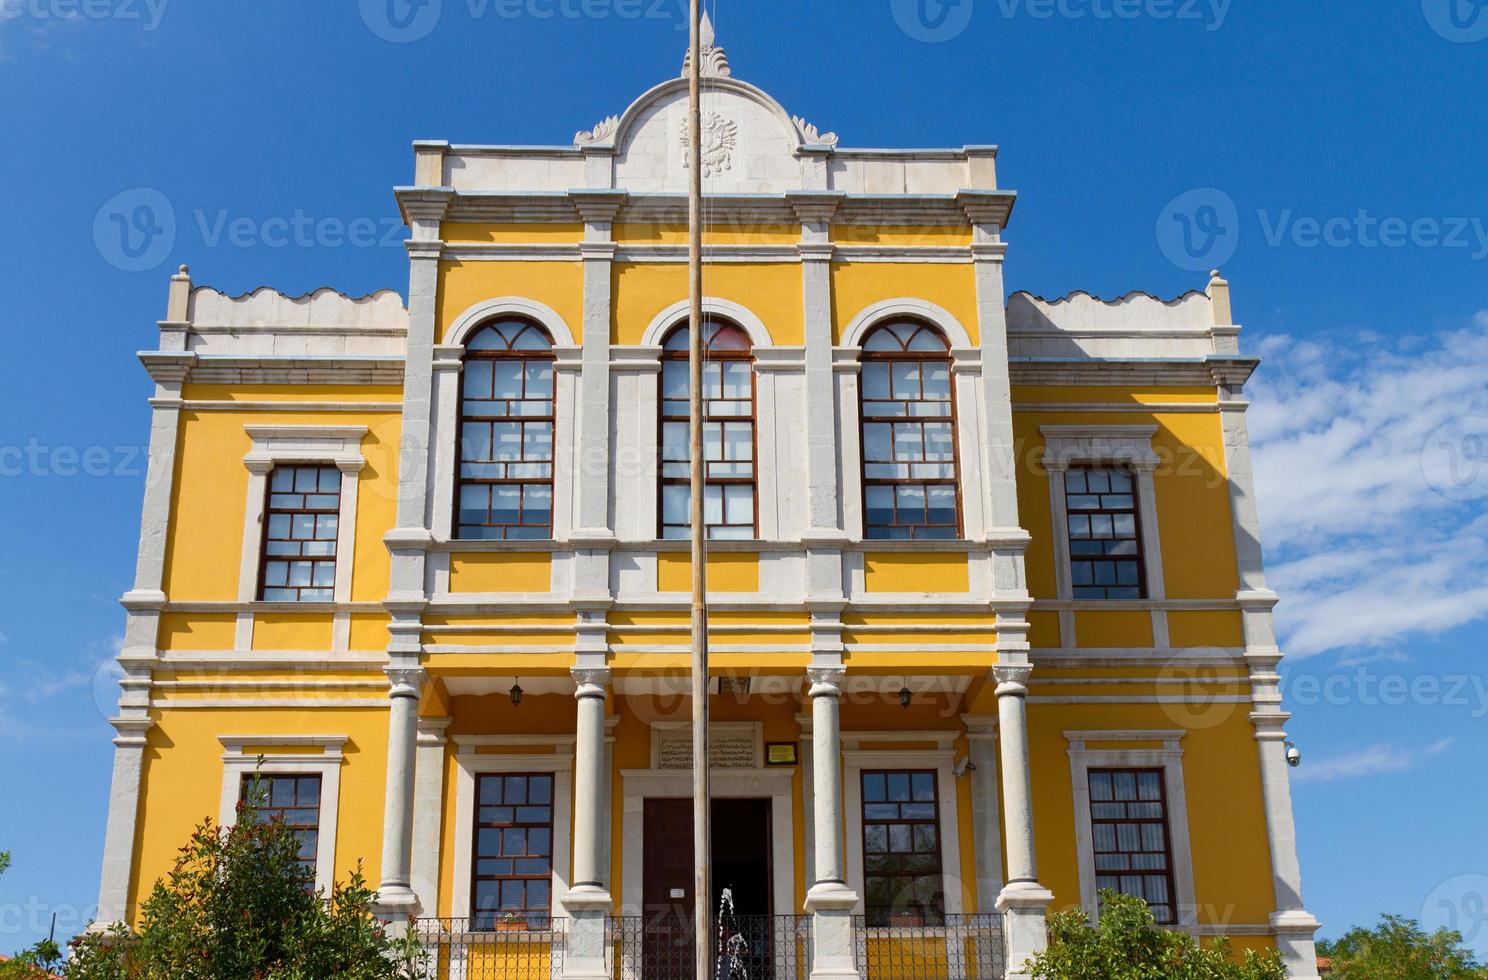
[830,264,980,345]
[129,707,390,918]
[656,552,759,593]
[832,225,974,247]
[613,223,800,245]
[160,409,400,604]
[157,613,237,651]
[437,260,585,344]
[448,552,554,593]
[863,552,969,593]
[442,222,585,244]
[610,262,804,346]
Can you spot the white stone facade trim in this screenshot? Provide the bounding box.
[637,296,775,348]
[617,767,796,918]
[842,747,964,917]
[449,741,575,921]
[237,426,368,608]
[840,298,974,350]
[1063,730,1198,927]
[441,296,578,347]
[218,735,347,895]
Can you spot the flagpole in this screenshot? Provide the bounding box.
[686,1,713,977]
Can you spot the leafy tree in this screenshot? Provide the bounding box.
[65,783,425,980]
[1317,915,1488,979]
[0,850,63,979]
[1029,890,1286,980]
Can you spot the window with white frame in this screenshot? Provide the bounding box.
[860,769,946,926]
[1041,426,1165,606]
[240,427,365,607]
[1065,730,1196,927]
[219,736,345,895]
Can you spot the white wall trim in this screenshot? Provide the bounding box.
[618,767,796,917]
[219,735,347,895]
[1064,729,1198,927]
[840,298,974,349]
[450,741,575,922]
[442,296,578,348]
[842,747,964,917]
[638,297,775,348]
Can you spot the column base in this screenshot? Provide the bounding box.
[1271,909,1322,979]
[805,882,862,980]
[372,884,423,936]
[996,881,1054,980]
[561,886,613,980]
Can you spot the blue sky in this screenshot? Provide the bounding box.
[2,0,1486,957]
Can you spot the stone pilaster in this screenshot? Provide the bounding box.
[374,666,426,925]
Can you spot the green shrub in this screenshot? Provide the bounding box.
[1028,890,1286,980]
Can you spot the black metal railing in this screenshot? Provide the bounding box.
[414,917,566,980]
[853,913,1006,980]
[609,914,812,980]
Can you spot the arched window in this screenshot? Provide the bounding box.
[659,320,757,540]
[859,320,961,539]
[456,319,556,540]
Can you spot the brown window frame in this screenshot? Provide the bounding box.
[1087,767,1178,924]
[657,319,759,541]
[240,773,323,881]
[258,464,342,603]
[860,768,945,928]
[858,320,963,541]
[470,772,556,931]
[1064,464,1148,600]
[454,318,557,541]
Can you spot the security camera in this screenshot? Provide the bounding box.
[1284,740,1301,768]
[952,755,977,778]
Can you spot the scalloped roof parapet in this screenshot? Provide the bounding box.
[187,286,408,331]
[1006,289,1214,333]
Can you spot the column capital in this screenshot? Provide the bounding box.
[571,666,611,699]
[386,667,426,700]
[806,666,845,698]
[993,664,1032,696]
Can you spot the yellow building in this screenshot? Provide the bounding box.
[94,22,1320,980]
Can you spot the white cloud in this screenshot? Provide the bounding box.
[1250,312,1488,658]
[1293,737,1454,784]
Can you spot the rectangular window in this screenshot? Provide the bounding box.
[860,356,960,540]
[457,352,556,540]
[1065,465,1145,600]
[240,774,322,880]
[471,773,554,930]
[260,465,341,602]
[1088,769,1176,923]
[860,770,944,927]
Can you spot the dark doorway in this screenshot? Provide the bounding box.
[641,797,774,979]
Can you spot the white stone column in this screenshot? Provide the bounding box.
[796,711,816,894]
[1210,275,1320,978]
[962,716,1006,913]
[375,666,426,924]
[95,266,195,928]
[563,667,612,980]
[804,667,861,980]
[409,716,450,918]
[993,665,1053,980]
